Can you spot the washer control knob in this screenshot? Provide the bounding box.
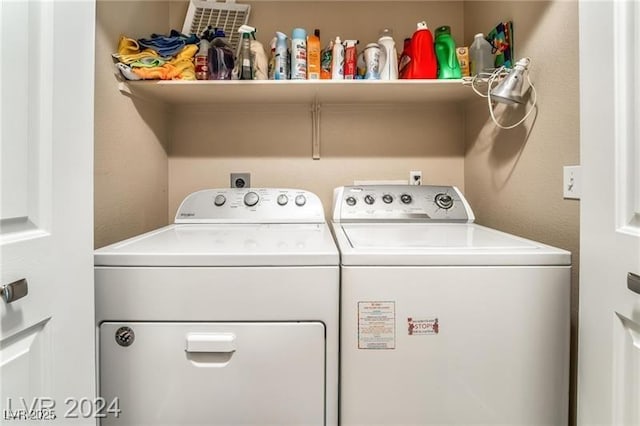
[295,195,307,206]
[346,196,357,206]
[214,195,226,206]
[277,194,289,206]
[382,194,394,204]
[435,193,454,210]
[400,193,413,204]
[364,195,375,205]
[244,192,259,207]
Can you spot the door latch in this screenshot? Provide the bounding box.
[1,278,28,304]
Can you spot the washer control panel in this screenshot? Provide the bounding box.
[175,189,324,224]
[332,185,475,222]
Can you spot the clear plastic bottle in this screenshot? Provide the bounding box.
[469,33,494,76]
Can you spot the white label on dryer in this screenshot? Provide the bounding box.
[407,317,439,335]
[358,301,395,349]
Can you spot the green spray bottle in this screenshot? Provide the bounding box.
[434,26,462,79]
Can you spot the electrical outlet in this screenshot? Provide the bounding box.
[409,171,423,186]
[563,166,581,199]
[230,172,251,188]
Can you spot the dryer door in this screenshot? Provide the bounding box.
[99,322,325,425]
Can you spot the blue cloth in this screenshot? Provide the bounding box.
[138,30,199,57]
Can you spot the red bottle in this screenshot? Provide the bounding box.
[398,37,412,79]
[404,21,437,79]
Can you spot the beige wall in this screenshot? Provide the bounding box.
[463,2,580,424]
[94,1,171,248]
[169,103,465,218]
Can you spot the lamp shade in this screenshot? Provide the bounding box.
[490,58,532,104]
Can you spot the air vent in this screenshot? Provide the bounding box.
[182,0,251,54]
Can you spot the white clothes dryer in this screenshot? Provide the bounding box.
[95,188,339,426]
[332,185,571,426]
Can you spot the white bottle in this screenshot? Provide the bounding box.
[469,33,494,76]
[331,36,344,80]
[273,31,289,80]
[291,28,307,79]
[378,28,398,80]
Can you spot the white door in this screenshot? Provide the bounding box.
[0,0,96,423]
[578,0,640,424]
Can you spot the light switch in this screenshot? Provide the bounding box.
[563,165,581,200]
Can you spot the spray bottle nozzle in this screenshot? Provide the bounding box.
[238,24,257,39]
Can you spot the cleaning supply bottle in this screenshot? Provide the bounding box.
[273,31,289,80]
[378,28,398,80]
[307,29,321,80]
[343,40,359,79]
[268,37,276,79]
[398,37,411,79]
[208,28,234,80]
[434,25,462,79]
[331,36,344,80]
[195,38,210,80]
[469,32,494,76]
[291,28,307,80]
[239,31,253,79]
[405,21,437,79]
[320,39,333,79]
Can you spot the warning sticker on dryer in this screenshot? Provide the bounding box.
[358,301,395,349]
[407,317,439,335]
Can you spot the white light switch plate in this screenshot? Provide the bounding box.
[563,165,581,199]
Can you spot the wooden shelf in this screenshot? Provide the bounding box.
[118,79,475,106]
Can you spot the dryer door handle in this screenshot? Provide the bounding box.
[186,333,236,353]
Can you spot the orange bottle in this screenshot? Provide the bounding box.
[307,29,321,80]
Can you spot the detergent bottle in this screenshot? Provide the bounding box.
[434,25,462,79]
[404,21,437,79]
[378,28,398,80]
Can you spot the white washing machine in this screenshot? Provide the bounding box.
[332,185,571,426]
[95,188,339,426]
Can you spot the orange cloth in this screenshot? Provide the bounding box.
[131,45,198,80]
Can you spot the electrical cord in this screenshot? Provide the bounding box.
[463,58,538,130]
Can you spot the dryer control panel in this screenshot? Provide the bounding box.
[175,188,325,224]
[332,185,475,223]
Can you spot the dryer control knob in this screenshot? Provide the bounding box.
[435,193,454,210]
[382,194,394,204]
[277,194,289,206]
[295,195,307,206]
[346,196,357,206]
[214,195,226,206]
[400,193,413,204]
[244,192,259,207]
[364,195,376,205]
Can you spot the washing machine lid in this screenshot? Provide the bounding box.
[95,223,339,267]
[333,223,571,266]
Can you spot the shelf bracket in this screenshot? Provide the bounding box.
[311,97,321,160]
